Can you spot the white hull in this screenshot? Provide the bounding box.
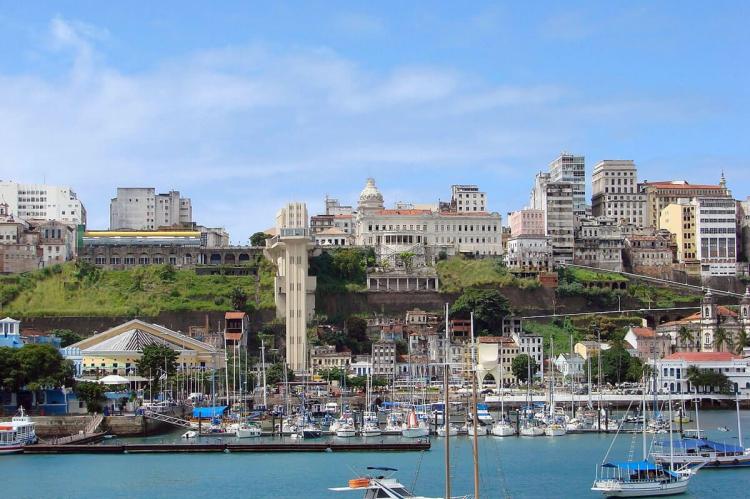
[437,426,459,437]
[401,427,430,438]
[466,426,488,436]
[545,427,567,437]
[491,424,515,437]
[520,426,545,437]
[236,428,262,438]
[360,429,382,437]
[592,478,688,497]
[336,429,357,438]
[181,430,198,439]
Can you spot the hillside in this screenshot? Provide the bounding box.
[435,256,538,292]
[1,261,276,317]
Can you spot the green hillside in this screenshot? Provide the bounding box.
[436,256,538,292]
[1,261,276,317]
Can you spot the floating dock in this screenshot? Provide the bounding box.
[23,441,431,454]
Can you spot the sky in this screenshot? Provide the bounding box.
[0,1,748,242]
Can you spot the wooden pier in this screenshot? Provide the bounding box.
[23,440,431,454]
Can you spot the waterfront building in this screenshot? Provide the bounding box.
[110,188,192,230]
[548,152,586,218]
[573,217,624,272]
[554,353,585,377]
[574,341,610,360]
[349,355,372,376]
[591,160,645,227]
[310,345,351,375]
[450,185,487,213]
[264,202,317,373]
[623,230,674,278]
[0,180,86,225]
[651,352,750,395]
[64,319,221,378]
[659,200,698,266]
[640,178,730,230]
[0,317,23,348]
[371,340,396,378]
[624,326,671,361]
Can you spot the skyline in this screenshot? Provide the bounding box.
[0,1,748,241]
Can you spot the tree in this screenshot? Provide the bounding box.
[136,344,178,381]
[587,316,617,342]
[230,287,248,310]
[512,354,538,383]
[686,366,732,394]
[317,367,346,382]
[52,329,84,348]
[599,343,633,385]
[266,362,295,385]
[677,326,695,352]
[713,327,733,353]
[250,231,271,247]
[450,288,510,335]
[345,316,370,355]
[736,329,749,355]
[13,344,74,390]
[626,356,648,383]
[0,347,21,391]
[74,381,106,413]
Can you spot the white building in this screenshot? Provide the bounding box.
[450,185,487,213]
[530,172,574,266]
[350,357,373,377]
[591,160,646,227]
[372,340,396,377]
[264,202,317,373]
[549,152,586,218]
[505,235,552,272]
[573,217,624,272]
[651,352,750,395]
[0,180,86,225]
[511,331,544,378]
[554,353,585,377]
[110,188,192,230]
[694,196,738,277]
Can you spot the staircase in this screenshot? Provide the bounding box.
[85,413,104,434]
[142,409,194,429]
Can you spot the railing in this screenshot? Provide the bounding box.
[141,409,194,429]
[85,413,104,434]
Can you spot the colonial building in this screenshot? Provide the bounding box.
[224,311,249,348]
[640,178,731,230]
[651,352,750,395]
[573,217,624,272]
[623,230,674,278]
[554,353,585,377]
[624,326,672,361]
[310,345,352,375]
[450,185,487,213]
[0,317,23,348]
[511,331,544,378]
[659,200,697,266]
[508,209,545,236]
[505,235,552,273]
[574,341,610,360]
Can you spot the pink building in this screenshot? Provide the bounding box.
[508,209,545,236]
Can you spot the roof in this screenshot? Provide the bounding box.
[662,306,738,327]
[642,181,725,190]
[629,327,656,338]
[602,460,660,472]
[225,311,247,320]
[81,328,173,353]
[375,209,432,216]
[663,352,741,362]
[333,214,353,219]
[316,227,348,236]
[0,317,20,324]
[478,336,515,344]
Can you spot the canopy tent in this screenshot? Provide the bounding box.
[602,460,661,471]
[97,375,131,385]
[193,406,228,418]
[658,438,745,454]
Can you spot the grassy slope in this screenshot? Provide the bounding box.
[3,262,276,317]
[567,267,628,282]
[436,256,537,293]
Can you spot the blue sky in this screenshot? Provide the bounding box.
[0,1,748,241]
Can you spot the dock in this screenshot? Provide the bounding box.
[23,441,431,454]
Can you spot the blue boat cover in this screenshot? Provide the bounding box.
[193,406,228,418]
[661,438,745,454]
[602,460,660,471]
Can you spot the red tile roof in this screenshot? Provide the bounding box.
[375,209,432,216]
[630,327,655,338]
[664,352,740,362]
[225,311,247,319]
[642,181,725,190]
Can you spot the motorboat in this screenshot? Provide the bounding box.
[9,407,37,444]
[360,422,382,438]
[470,403,494,425]
[465,423,487,437]
[544,423,567,437]
[330,467,448,499]
[236,422,262,438]
[302,425,323,439]
[336,421,357,438]
[0,425,23,454]
[592,460,697,497]
[181,430,198,439]
[437,424,460,437]
[491,420,515,437]
[566,418,584,432]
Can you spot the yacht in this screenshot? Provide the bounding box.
[465,423,488,437]
[330,467,451,499]
[592,460,696,497]
[336,420,357,438]
[360,422,382,438]
[9,408,37,444]
[0,425,23,454]
[236,422,262,438]
[401,411,429,438]
[491,420,515,437]
[544,422,567,437]
[470,403,494,425]
[437,424,460,437]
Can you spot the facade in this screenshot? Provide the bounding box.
[0,180,86,225]
[659,200,697,264]
[264,203,317,373]
[624,326,672,361]
[574,341,610,360]
[548,152,586,218]
[313,227,353,247]
[64,319,221,379]
[554,353,585,377]
[739,197,750,263]
[591,160,645,226]
[508,209,545,236]
[110,188,192,230]
[640,179,730,230]
[0,317,23,348]
[651,352,750,395]
[450,185,487,213]
[310,345,352,375]
[623,231,674,277]
[224,311,248,348]
[530,172,575,266]
[573,217,624,271]
[477,336,519,386]
[505,235,552,273]
[694,197,737,277]
[371,340,396,378]
[511,331,544,377]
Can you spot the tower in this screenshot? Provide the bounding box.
[357,178,384,215]
[700,290,718,352]
[264,202,317,373]
[740,287,750,342]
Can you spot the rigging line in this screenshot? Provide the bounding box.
[601,398,634,464]
[410,449,426,493]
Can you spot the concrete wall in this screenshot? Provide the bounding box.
[26,415,91,438]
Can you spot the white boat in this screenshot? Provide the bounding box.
[336,423,357,438]
[360,423,382,438]
[566,419,584,432]
[181,430,198,439]
[401,411,430,439]
[465,423,487,437]
[330,467,447,498]
[491,421,515,437]
[520,422,544,437]
[236,423,262,438]
[470,404,494,425]
[9,407,37,444]
[545,423,567,437]
[0,425,23,454]
[437,424,459,437]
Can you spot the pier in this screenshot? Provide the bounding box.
[23,441,431,454]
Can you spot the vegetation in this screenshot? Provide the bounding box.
[250,231,271,247]
[265,362,295,385]
[713,327,733,352]
[436,256,538,293]
[511,354,538,382]
[0,344,74,391]
[309,247,375,293]
[2,261,276,317]
[628,283,698,308]
[523,314,642,352]
[73,382,107,413]
[136,344,179,382]
[450,287,511,335]
[51,329,84,348]
[562,267,628,283]
[686,366,732,394]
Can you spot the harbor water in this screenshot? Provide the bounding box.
[5,410,750,498]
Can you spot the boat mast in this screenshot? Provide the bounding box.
[550,338,555,419]
[470,312,480,499]
[570,334,574,420]
[737,389,743,449]
[261,338,268,410]
[667,390,674,470]
[444,302,451,499]
[500,337,504,419]
[642,369,647,460]
[224,333,231,409]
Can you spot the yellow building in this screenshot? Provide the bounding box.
[69,319,221,378]
[659,201,697,263]
[574,341,610,360]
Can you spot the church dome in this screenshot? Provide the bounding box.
[358,178,384,210]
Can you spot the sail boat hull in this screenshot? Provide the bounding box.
[592,478,688,497]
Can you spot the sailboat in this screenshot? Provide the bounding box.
[401,408,430,438]
[592,374,699,496]
[520,352,544,437]
[360,373,382,437]
[545,338,567,437]
[491,346,515,436]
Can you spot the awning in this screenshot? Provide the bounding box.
[97,375,132,385]
[193,406,228,418]
[602,460,660,471]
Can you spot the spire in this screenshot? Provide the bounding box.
[720,170,727,189]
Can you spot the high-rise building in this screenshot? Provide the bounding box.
[110,188,192,230]
[591,160,645,226]
[264,202,317,373]
[0,180,86,225]
[529,172,574,266]
[549,153,586,218]
[694,197,737,277]
[659,200,697,264]
[640,177,730,229]
[450,185,486,212]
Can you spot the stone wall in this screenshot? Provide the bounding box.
[25,415,91,438]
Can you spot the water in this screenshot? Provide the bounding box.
[5,411,750,498]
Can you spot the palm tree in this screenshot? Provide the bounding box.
[686,365,703,393]
[736,329,749,355]
[677,326,694,352]
[713,327,733,353]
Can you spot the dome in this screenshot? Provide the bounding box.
[358,178,384,211]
